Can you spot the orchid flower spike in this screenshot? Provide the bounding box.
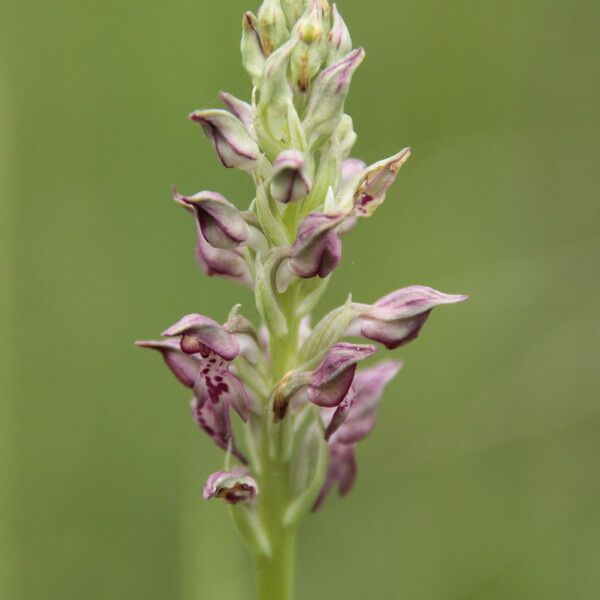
[138,0,467,594]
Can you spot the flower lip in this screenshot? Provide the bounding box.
[203,468,259,504]
[352,147,412,217]
[162,314,240,360]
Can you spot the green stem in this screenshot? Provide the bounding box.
[256,527,296,600]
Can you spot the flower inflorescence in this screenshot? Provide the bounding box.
[138,0,466,529]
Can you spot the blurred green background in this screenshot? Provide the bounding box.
[2,0,599,598]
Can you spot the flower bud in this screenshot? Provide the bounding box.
[290,1,328,93]
[189,109,259,171]
[256,38,297,143]
[281,0,306,28]
[203,468,259,504]
[302,47,365,142]
[173,189,249,250]
[258,0,290,55]
[270,149,312,203]
[241,12,266,83]
[328,4,352,63]
[349,286,469,349]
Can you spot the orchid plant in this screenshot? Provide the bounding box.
[137,1,467,598]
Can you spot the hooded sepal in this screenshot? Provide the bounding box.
[189,109,259,170]
[287,212,345,279]
[349,286,468,349]
[270,149,312,203]
[173,189,249,249]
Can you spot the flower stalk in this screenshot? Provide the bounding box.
[137,1,467,598]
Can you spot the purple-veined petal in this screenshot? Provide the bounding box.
[203,467,259,504]
[219,91,254,130]
[328,3,352,61]
[173,188,248,249]
[324,384,355,440]
[313,443,356,510]
[194,227,253,287]
[308,342,376,407]
[333,360,402,444]
[191,397,247,463]
[193,361,250,422]
[163,314,240,360]
[352,148,411,217]
[241,11,266,82]
[302,48,365,140]
[289,212,344,279]
[270,149,312,203]
[189,109,259,170]
[135,339,200,387]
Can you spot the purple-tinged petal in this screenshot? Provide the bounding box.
[313,444,356,510]
[341,157,366,184]
[270,150,312,204]
[219,91,254,130]
[308,342,376,407]
[193,362,250,422]
[203,468,259,504]
[135,339,200,387]
[189,109,259,170]
[333,360,402,445]
[194,227,253,286]
[163,314,240,360]
[352,148,411,217]
[289,212,345,279]
[328,4,352,61]
[191,397,247,463]
[349,286,468,349]
[324,384,355,440]
[356,312,431,350]
[173,189,248,250]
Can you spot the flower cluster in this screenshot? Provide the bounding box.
[138,0,466,550]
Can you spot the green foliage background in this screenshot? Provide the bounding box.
[2,0,599,598]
